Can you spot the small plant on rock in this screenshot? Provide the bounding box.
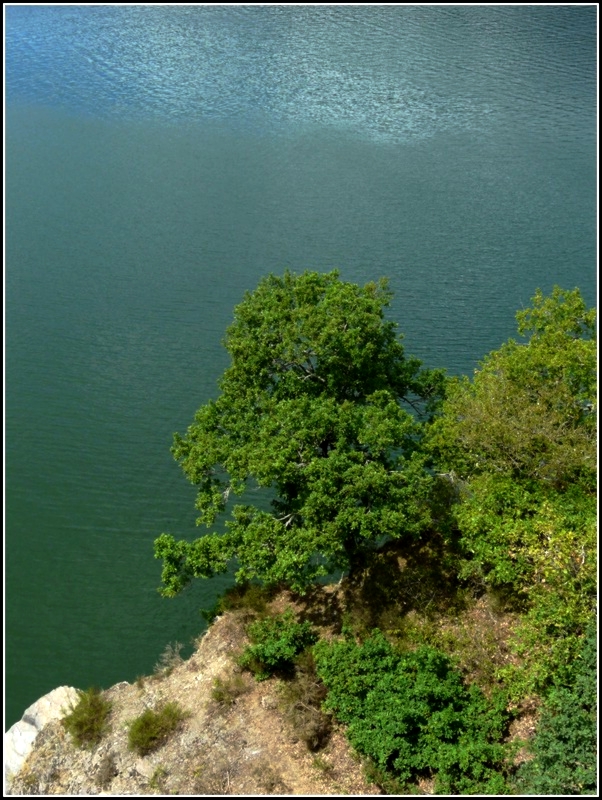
[149,765,169,791]
[312,755,334,774]
[211,673,249,706]
[128,701,189,756]
[61,687,112,749]
[94,753,118,789]
[153,641,184,677]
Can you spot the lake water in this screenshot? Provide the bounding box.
[5,5,597,726]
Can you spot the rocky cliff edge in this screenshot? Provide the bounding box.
[5,589,379,796]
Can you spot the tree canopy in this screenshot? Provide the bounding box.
[428,286,596,490]
[427,285,597,696]
[155,270,445,595]
[153,278,597,793]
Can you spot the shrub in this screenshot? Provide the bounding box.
[314,631,513,794]
[61,687,112,749]
[513,622,597,795]
[128,701,188,756]
[482,486,597,700]
[239,609,318,680]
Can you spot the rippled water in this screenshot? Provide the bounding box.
[5,5,597,726]
[6,6,596,141]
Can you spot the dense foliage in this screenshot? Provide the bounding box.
[429,286,596,490]
[314,631,512,794]
[514,621,597,795]
[427,286,597,697]
[239,609,318,680]
[155,276,597,794]
[155,270,444,594]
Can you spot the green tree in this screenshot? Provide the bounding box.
[427,287,597,695]
[155,270,444,595]
[429,286,596,490]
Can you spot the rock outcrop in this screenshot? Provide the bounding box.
[5,686,79,791]
[4,590,379,796]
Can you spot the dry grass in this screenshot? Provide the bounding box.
[193,755,241,795]
[211,672,251,707]
[278,650,332,752]
[251,761,289,794]
[153,641,184,678]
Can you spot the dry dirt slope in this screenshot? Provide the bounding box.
[7,601,380,796]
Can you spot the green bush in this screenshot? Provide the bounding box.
[61,687,112,749]
[314,631,513,794]
[453,479,597,699]
[513,622,597,795]
[239,609,318,680]
[128,702,188,756]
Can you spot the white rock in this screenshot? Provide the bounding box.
[134,758,156,779]
[4,720,38,778]
[4,686,80,788]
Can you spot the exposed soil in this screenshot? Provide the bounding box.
[8,589,379,796]
[8,568,539,795]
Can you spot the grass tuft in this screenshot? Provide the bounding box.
[128,701,189,756]
[61,687,112,749]
[211,674,249,706]
[153,641,184,677]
